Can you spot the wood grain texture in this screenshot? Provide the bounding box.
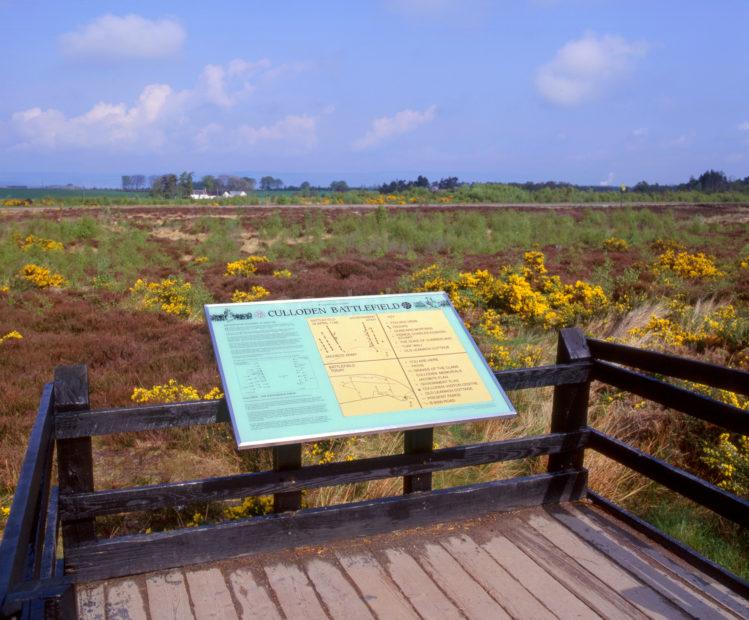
[52,363,588,440]
[335,552,419,620]
[418,542,511,619]
[588,337,749,396]
[524,509,691,619]
[305,559,374,620]
[593,360,749,435]
[64,471,586,582]
[548,328,591,472]
[145,571,194,620]
[185,568,238,620]
[588,429,749,527]
[273,444,302,513]
[0,383,54,615]
[403,428,433,494]
[264,564,328,620]
[60,431,588,520]
[383,548,462,620]
[228,569,282,620]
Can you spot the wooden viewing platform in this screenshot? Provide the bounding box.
[1,328,748,618]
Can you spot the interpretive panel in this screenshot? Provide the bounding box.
[205,292,515,448]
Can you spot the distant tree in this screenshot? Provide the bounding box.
[696,169,729,192]
[414,175,429,188]
[330,180,349,192]
[260,176,284,190]
[300,181,311,191]
[437,176,460,190]
[178,171,193,198]
[131,175,146,191]
[201,175,217,194]
[148,175,160,190]
[150,174,178,198]
[121,175,132,191]
[242,176,257,191]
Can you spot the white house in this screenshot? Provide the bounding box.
[222,190,247,197]
[190,189,216,200]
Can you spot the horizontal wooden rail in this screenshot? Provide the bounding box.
[586,491,749,599]
[588,338,749,396]
[0,384,55,618]
[593,361,749,435]
[59,431,588,520]
[64,470,587,582]
[588,429,749,527]
[54,362,591,439]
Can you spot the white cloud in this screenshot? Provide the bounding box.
[536,33,647,106]
[632,127,648,138]
[8,58,312,151]
[353,105,437,150]
[60,14,185,60]
[739,121,749,132]
[238,114,318,149]
[599,172,615,187]
[11,84,173,150]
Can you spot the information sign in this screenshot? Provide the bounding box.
[205,292,515,448]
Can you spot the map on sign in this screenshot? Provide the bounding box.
[205,293,515,449]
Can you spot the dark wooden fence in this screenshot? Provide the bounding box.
[1,327,748,618]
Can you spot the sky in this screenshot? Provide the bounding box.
[1,0,748,188]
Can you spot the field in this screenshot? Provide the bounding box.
[1,204,748,576]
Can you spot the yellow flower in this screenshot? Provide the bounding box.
[225,255,269,277]
[18,264,67,288]
[0,330,23,345]
[15,234,64,252]
[130,277,193,317]
[272,269,292,279]
[131,379,223,404]
[231,286,270,303]
[602,237,629,251]
[656,249,723,279]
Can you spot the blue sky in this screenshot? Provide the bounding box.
[1,0,748,187]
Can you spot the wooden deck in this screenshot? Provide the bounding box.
[74,502,749,619]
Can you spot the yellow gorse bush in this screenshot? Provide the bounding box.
[409,251,608,330]
[602,237,629,251]
[18,264,67,288]
[0,330,23,345]
[225,255,269,277]
[15,234,64,252]
[130,277,193,317]
[701,433,749,496]
[231,286,270,303]
[656,249,723,279]
[272,269,292,279]
[131,379,223,404]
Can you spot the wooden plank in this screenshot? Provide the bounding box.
[403,427,433,493]
[476,533,598,619]
[53,363,589,440]
[76,584,105,620]
[64,471,587,582]
[550,506,735,619]
[418,542,511,619]
[228,569,282,620]
[335,552,419,620]
[496,361,591,390]
[55,365,96,547]
[145,571,194,620]
[185,568,238,620]
[105,580,148,620]
[524,509,692,619]
[54,399,230,439]
[441,534,554,619]
[40,486,59,579]
[587,338,749,396]
[273,443,302,513]
[548,328,591,472]
[264,563,328,620]
[587,491,749,603]
[61,431,589,519]
[593,360,749,435]
[0,383,54,615]
[588,429,749,527]
[382,548,462,619]
[505,520,649,619]
[305,559,374,620]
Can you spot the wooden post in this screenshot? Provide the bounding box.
[548,328,591,472]
[54,365,96,548]
[403,428,433,494]
[273,444,302,512]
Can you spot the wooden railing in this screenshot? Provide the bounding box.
[1,327,748,617]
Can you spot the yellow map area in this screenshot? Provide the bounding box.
[308,310,492,417]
